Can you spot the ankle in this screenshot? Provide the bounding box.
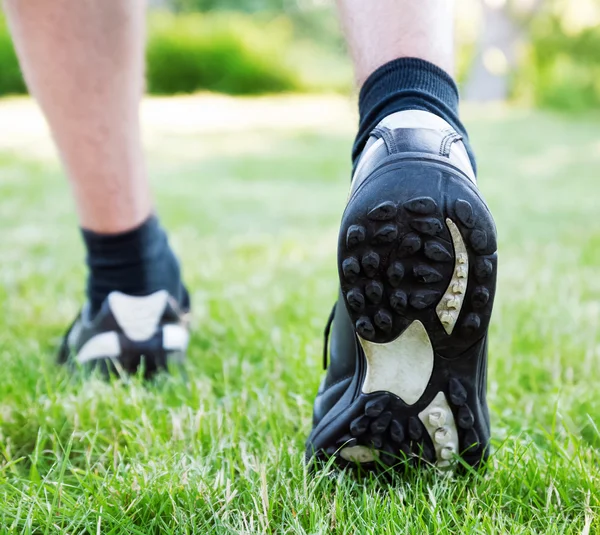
[81,215,188,316]
[353,57,476,173]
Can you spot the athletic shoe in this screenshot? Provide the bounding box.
[57,290,190,378]
[306,110,498,470]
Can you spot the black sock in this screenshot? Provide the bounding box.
[81,215,188,316]
[353,57,476,172]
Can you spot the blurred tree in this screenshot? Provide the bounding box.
[465,0,543,101]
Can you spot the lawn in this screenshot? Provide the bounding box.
[0,95,599,534]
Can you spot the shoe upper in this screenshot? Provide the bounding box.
[313,110,478,429]
[58,289,190,375]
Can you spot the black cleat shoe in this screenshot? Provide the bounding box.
[307,110,498,471]
[57,290,190,379]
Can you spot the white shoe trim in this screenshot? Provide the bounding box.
[76,331,120,364]
[108,290,169,342]
[163,324,190,352]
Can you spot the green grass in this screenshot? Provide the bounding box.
[1,97,600,533]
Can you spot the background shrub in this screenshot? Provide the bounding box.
[515,14,600,111]
[146,12,302,95]
[0,17,26,96]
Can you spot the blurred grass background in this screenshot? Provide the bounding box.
[0,0,599,109]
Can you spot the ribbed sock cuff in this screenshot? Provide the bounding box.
[352,57,475,172]
[81,215,186,314]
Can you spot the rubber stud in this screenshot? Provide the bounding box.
[356,316,375,339]
[404,196,438,215]
[346,288,365,312]
[452,281,466,295]
[428,410,447,428]
[440,312,456,327]
[408,417,422,440]
[374,309,393,332]
[424,241,452,262]
[361,251,380,278]
[410,217,443,236]
[365,281,383,304]
[399,443,411,457]
[455,199,475,228]
[346,225,366,248]
[409,290,441,310]
[387,261,405,287]
[350,415,370,436]
[475,257,493,281]
[434,427,451,445]
[342,257,360,282]
[381,444,399,466]
[440,446,455,461]
[370,435,383,449]
[449,378,468,406]
[365,395,389,417]
[336,434,358,448]
[368,201,397,221]
[390,420,405,443]
[398,233,422,257]
[462,313,481,335]
[457,406,475,429]
[370,411,392,434]
[470,229,488,252]
[472,286,490,308]
[373,224,398,244]
[413,264,444,283]
[389,290,408,313]
[447,296,461,309]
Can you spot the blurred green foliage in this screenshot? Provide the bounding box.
[0,17,26,95]
[0,10,348,96]
[515,12,600,111]
[171,0,287,12]
[0,2,598,109]
[146,12,299,94]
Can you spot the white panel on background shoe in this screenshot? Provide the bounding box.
[340,445,378,463]
[108,290,168,341]
[162,324,190,351]
[76,331,120,363]
[437,219,469,335]
[359,320,434,405]
[418,391,459,468]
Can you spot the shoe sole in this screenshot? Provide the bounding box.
[312,157,497,470]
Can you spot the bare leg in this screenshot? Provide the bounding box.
[4,0,150,233]
[336,0,455,85]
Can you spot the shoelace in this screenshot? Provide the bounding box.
[322,302,337,370]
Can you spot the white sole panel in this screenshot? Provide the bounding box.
[359,320,434,405]
[339,445,378,463]
[436,218,469,335]
[163,324,190,352]
[76,331,120,364]
[418,391,459,468]
[108,290,169,341]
